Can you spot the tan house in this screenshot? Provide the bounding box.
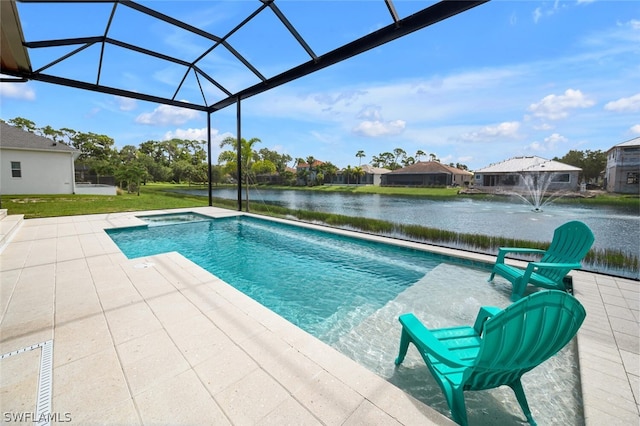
[381,161,473,187]
[333,164,391,185]
[604,137,640,194]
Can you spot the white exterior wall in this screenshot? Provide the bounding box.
[75,184,117,195]
[1,148,76,194]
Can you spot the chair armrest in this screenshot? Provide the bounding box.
[473,306,502,335]
[496,247,546,263]
[529,261,582,270]
[521,261,582,283]
[398,314,471,369]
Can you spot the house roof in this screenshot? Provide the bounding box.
[0,122,79,154]
[610,136,640,150]
[360,164,392,175]
[297,160,325,168]
[475,156,581,173]
[387,161,473,175]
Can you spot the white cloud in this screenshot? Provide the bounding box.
[164,127,232,144]
[460,121,520,141]
[526,133,568,152]
[533,1,574,24]
[533,7,543,24]
[0,82,35,100]
[543,132,568,149]
[136,104,201,125]
[631,124,640,134]
[604,93,640,112]
[528,89,595,120]
[352,105,406,137]
[115,96,137,111]
[352,119,405,137]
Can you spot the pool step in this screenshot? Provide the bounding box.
[0,211,24,251]
[330,263,509,375]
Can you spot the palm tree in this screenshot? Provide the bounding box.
[305,156,316,185]
[345,165,353,184]
[403,156,416,167]
[356,150,366,166]
[415,150,426,162]
[219,136,261,211]
[353,166,365,184]
[317,161,338,184]
[393,148,406,170]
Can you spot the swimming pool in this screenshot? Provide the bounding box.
[106,214,583,425]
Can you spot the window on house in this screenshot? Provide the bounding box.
[502,175,519,186]
[11,161,21,178]
[551,173,570,182]
[627,172,639,184]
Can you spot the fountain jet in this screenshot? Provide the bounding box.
[510,172,566,212]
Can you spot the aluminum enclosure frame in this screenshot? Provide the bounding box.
[1,0,489,209]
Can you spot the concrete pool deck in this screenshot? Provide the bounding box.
[0,207,637,425]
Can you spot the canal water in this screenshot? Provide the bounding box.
[179,187,639,277]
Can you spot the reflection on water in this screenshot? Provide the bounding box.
[180,187,639,276]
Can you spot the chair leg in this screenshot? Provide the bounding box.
[511,278,525,302]
[395,327,411,366]
[488,271,495,282]
[442,383,468,426]
[509,379,536,426]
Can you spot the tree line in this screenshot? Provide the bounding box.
[3,117,608,192]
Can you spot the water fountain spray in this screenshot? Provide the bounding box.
[511,172,566,212]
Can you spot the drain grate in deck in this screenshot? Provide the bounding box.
[1,340,54,426]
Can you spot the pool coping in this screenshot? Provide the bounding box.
[0,206,637,425]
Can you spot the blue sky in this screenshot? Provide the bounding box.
[1,1,639,170]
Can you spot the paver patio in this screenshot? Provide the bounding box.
[1,207,637,425]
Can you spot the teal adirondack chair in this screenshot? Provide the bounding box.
[394,290,586,426]
[488,220,594,301]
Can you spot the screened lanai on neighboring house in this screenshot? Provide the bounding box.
[0,121,80,195]
[0,0,489,209]
[474,156,582,192]
[381,161,473,187]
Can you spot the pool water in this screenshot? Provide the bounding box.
[108,216,447,335]
[106,215,583,425]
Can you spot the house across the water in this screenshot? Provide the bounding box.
[381,161,473,187]
[604,137,640,194]
[473,156,581,192]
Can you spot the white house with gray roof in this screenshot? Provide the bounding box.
[0,122,80,195]
[474,156,582,191]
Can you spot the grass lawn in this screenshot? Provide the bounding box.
[0,184,209,219]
